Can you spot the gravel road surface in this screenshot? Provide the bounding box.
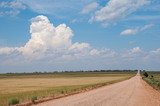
[33,73,160,106]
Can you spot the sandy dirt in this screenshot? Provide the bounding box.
[33,73,160,106]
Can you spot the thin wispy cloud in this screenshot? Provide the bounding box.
[81,2,99,14]
[120,29,138,36]
[0,0,26,16]
[18,0,95,18]
[90,0,150,25]
[120,24,154,36]
[126,15,160,21]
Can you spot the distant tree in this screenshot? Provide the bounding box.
[143,72,148,77]
[142,70,146,72]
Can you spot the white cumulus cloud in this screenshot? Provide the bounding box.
[121,47,142,60]
[131,47,142,53]
[0,15,104,61]
[0,47,17,55]
[0,15,160,72]
[16,15,92,59]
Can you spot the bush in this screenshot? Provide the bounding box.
[61,90,64,94]
[31,96,37,103]
[8,98,19,105]
[158,82,160,87]
[143,72,148,77]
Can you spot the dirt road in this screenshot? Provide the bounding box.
[34,73,160,106]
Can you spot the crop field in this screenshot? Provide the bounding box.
[0,72,136,106]
[142,71,160,90]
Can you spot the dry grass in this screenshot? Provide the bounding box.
[0,72,135,106]
[142,71,160,90]
[0,77,126,94]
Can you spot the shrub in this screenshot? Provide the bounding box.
[61,90,64,94]
[143,72,148,77]
[151,75,154,79]
[158,82,160,88]
[8,98,19,105]
[31,96,37,103]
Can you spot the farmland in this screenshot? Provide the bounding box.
[0,71,136,106]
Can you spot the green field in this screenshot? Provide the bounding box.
[0,72,136,106]
[142,71,160,90]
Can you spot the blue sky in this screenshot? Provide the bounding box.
[0,0,160,73]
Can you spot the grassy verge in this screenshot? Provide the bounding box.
[0,72,135,106]
[141,71,160,90]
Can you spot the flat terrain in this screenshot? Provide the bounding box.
[34,73,160,106]
[0,72,135,106]
[143,71,160,90]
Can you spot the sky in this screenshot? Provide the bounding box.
[0,0,160,73]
